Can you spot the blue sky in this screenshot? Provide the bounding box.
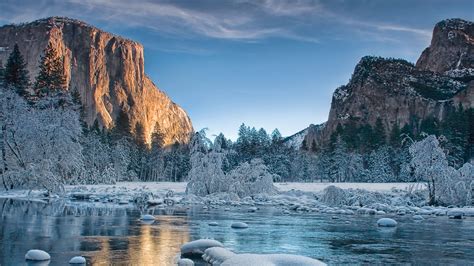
[1,0,473,139]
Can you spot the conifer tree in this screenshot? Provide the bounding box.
[4,44,30,95]
[34,42,67,96]
[0,60,5,86]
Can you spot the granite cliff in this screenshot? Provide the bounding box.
[297,18,473,151]
[0,17,193,146]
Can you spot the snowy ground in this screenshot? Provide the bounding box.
[275,182,421,192]
[1,181,472,221]
[0,182,420,199]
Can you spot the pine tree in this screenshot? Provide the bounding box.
[301,138,308,151]
[0,60,5,86]
[34,42,67,96]
[310,139,318,153]
[372,118,386,148]
[390,123,401,147]
[4,44,30,95]
[271,129,282,144]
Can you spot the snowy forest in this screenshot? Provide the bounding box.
[0,41,473,207]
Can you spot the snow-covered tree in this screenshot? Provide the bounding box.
[228,158,277,198]
[0,88,83,192]
[365,146,395,182]
[185,131,229,196]
[409,135,448,205]
[409,135,473,206]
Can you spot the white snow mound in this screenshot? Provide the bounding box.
[231,222,248,229]
[202,247,236,265]
[177,258,195,266]
[447,209,464,219]
[221,254,326,266]
[181,239,224,256]
[140,214,155,221]
[25,249,51,261]
[377,218,397,227]
[69,256,86,264]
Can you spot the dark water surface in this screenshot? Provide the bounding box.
[0,198,473,265]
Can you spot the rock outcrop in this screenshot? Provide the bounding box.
[296,18,473,150]
[416,19,473,73]
[0,17,193,146]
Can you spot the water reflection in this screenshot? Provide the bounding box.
[1,198,474,265]
[0,198,190,265]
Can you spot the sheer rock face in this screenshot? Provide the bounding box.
[0,17,193,145]
[300,18,473,150]
[416,19,474,73]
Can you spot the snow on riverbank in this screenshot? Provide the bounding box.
[1,181,473,221]
[0,181,421,200]
[275,182,420,192]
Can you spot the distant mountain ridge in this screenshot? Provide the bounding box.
[290,18,473,154]
[0,17,193,146]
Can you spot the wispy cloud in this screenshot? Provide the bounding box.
[1,0,435,45]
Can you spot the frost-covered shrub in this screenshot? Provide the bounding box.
[320,185,348,206]
[228,159,277,198]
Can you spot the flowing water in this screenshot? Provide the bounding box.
[0,198,473,265]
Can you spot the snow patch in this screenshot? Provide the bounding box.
[180,239,224,257]
[221,254,326,266]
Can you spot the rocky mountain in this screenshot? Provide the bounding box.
[295,18,473,151]
[0,17,193,146]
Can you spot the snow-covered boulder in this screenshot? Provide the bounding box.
[464,208,474,217]
[208,222,219,226]
[177,258,195,266]
[248,207,258,212]
[220,254,326,266]
[181,239,224,257]
[413,215,424,221]
[25,249,51,261]
[377,218,397,227]
[202,247,235,265]
[140,214,155,221]
[147,198,164,206]
[357,207,376,215]
[69,256,86,264]
[231,222,249,229]
[447,209,464,219]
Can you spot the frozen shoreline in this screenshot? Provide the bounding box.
[0,181,422,199]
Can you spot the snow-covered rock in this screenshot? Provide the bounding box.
[25,249,51,261]
[413,215,424,221]
[220,254,326,266]
[357,207,376,215]
[180,239,224,257]
[69,256,86,264]
[140,214,155,221]
[377,218,397,227]
[463,208,474,217]
[231,222,249,229]
[248,207,258,212]
[202,247,235,265]
[208,222,219,226]
[447,209,464,219]
[177,258,194,266]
